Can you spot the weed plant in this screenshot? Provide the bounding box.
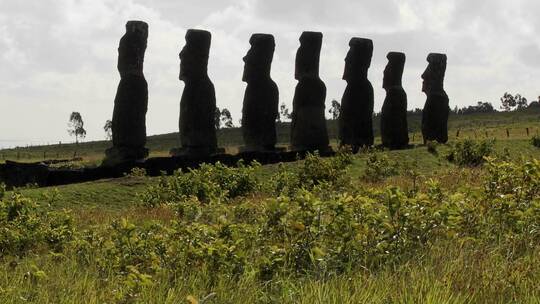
[1,154,540,302]
[446,139,494,166]
[361,153,399,182]
[531,135,540,148]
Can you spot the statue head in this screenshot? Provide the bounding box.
[383,52,405,89]
[343,38,373,81]
[295,31,323,80]
[125,20,148,39]
[242,34,275,82]
[179,29,211,81]
[118,20,148,77]
[422,53,447,93]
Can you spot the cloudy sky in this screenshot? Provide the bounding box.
[0,0,539,147]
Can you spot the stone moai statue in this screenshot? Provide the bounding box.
[171,29,218,157]
[104,21,149,165]
[240,34,279,152]
[421,53,449,144]
[380,52,409,149]
[338,38,374,151]
[290,31,330,152]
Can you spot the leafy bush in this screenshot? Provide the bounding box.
[4,153,540,301]
[361,153,399,182]
[0,183,5,200]
[140,161,260,207]
[297,151,352,189]
[482,158,540,240]
[446,139,494,166]
[102,157,539,282]
[270,151,353,195]
[426,140,438,155]
[531,135,540,148]
[124,167,147,178]
[0,192,74,257]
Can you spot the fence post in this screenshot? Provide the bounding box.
[506,129,510,138]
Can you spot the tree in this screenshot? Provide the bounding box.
[279,103,292,122]
[215,107,234,130]
[461,102,494,114]
[328,99,341,120]
[220,108,234,128]
[500,92,515,111]
[103,119,112,140]
[68,112,86,144]
[215,107,222,130]
[528,96,540,108]
[500,92,527,111]
[516,94,528,109]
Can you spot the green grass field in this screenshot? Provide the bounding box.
[1,110,540,303]
[1,109,539,165]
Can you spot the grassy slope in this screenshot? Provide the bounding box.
[1,111,540,303]
[2,139,540,303]
[1,108,539,164]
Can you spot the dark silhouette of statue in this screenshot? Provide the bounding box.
[338,38,374,151]
[421,53,449,144]
[380,52,409,149]
[240,34,279,152]
[290,31,329,152]
[171,29,218,157]
[104,21,149,165]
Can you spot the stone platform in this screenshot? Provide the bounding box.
[0,149,335,189]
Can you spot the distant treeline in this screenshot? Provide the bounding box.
[452,93,540,115]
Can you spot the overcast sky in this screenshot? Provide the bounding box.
[0,0,539,147]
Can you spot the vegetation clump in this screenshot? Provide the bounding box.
[49,158,540,289]
[426,140,438,155]
[531,135,540,148]
[446,139,494,166]
[140,160,261,207]
[0,192,73,257]
[270,151,353,195]
[2,152,540,302]
[361,152,399,182]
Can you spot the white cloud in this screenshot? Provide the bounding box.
[0,0,539,147]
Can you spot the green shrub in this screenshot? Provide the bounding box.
[531,135,540,148]
[269,163,301,196]
[426,140,438,155]
[124,167,147,178]
[297,151,352,188]
[140,161,261,207]
[482,158,540,241]
[0,192,74,257]
[5,155,540,298]
[361,153,399,182]
[0,183,5,200]
[446,139,494,166]
[270,151,353,195]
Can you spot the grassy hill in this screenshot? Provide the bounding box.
[1,108,539,165]
[1,107,540,302]
[1,134,540,302]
